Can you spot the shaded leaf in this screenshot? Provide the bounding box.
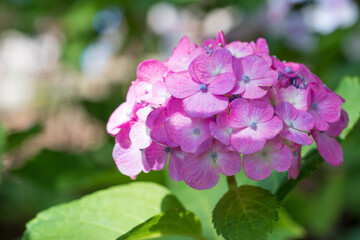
[6,123,42,151]
[212,185,279,240]
[0,123,4,183]
[269,208,305,240]
[23,182,184,240]
[118,210,204,240]
[336,76,360,139]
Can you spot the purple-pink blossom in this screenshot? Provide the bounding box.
[106,31,348,190]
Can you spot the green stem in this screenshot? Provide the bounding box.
[275,149,323,202]
[226,175,237,191]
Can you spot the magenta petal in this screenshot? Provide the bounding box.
[144,142,168,171]
[182,153,220,190]
[317,91,342,123]
[313,131,343,166]
[137,59,167,83]
[190,54,215,84]
[169,148,185,181]
[241,83,267,99]
[281,128,313,146]
[225,41,254,58]
[165,71,200,98]
[268,145,293,172]
[106,102,133,135]
[113,143,145,177]
[146,107,167,129]
[242,154,272,180]
[208,73,236,95]
[183,91,229,118]
[210,121,231,145]
[211,48,233,70]
[276,102,298,123]
[256,116,283,140]
[150,127,177,147]
[214,142,242,176]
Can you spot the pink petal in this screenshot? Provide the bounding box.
[255,38,269,54]
[165,71,200,98]
[189,54,215,84]
[317,92,342,123]
[242,153,272,180]
[225,41,254,58]
[182,152,220,190]
[288,149,301,180]
[144,142,168,171]
[228,98,250,129]
[312,131,343,166]
[277,86,308,111]
[281,128,313,146]
[211,48,233,71]
[129,121,151,149]
[230,128,266,154]
[165,37,191,72]
[292,110,314,131]
[276,101,298,123]
[106,102,133,135]
[241,83,268,99]
[268,145,293,172]
[214,141,242,176]
[249,99,275,123]
[182,91,229,118]
[210,121,231,146]
[208,73,236,95]
[150,126,177,147]
[146,107,167,129]
[256,116,283,140]
[216,30,227,46]
[169,148,185,181]
[137,59,167,83]
[165,112,211,153]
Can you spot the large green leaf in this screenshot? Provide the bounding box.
[336,76,360,139]
[212,185,280,240]
[118,210,204,240]
[23,182,184,240]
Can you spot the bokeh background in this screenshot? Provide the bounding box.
[1,0,360,239]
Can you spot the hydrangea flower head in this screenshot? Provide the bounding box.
[107,31,348,190]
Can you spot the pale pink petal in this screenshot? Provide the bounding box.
[225,41,254,58]
[281,128,313,146]
[264,135,283,151]
[214,142,242,176]
[182,91,229,118]
[189,54,215,84]
[255,38,269,54]
[165,36,191,72]
[169,148,185,181]
[113,143,145,177]
[106,102,133,135]
[268,145,293,172]
[208,73,236,95]
[241,83,267,99]
[144,142,168,171]
[278,86,308,111]
[210,121,231,146]
[129,121,151,149]
[182,153,220,190]
[211,48,233,71]
[242,153,272,180]
[165,71,200,99]
[137,59,167,83]
[318,92,342,123]
[313,131,343,166]
[136,106,153,122]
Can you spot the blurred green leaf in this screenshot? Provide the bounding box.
[269,208,305,240]
[0,123,5,183]
[336,76,360,139]
[212,185,279,240]
[118,210,204,240]
[6,123,42,151]
[23,182,183,240]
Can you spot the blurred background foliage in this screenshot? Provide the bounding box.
[0,0,360,239]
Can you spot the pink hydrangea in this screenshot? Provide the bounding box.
[107,31,348,190]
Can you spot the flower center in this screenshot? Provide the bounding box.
[250,122,257,128]
[287,121,293,128]
[285,66,293,73]
[164,147,171,153]
[200,84,207,91]
[193,128,200,134]
[242,75,250,83]
[210,152,217,159]
[311,103,318,109]
[293,150,299,156]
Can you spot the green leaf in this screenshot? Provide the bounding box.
[23,182,185,240]
[6,123,42,151]
[118,210,204,240]
[336,76,360,139]
[212,185,280,240]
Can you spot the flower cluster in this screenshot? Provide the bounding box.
[107,31,348,190]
